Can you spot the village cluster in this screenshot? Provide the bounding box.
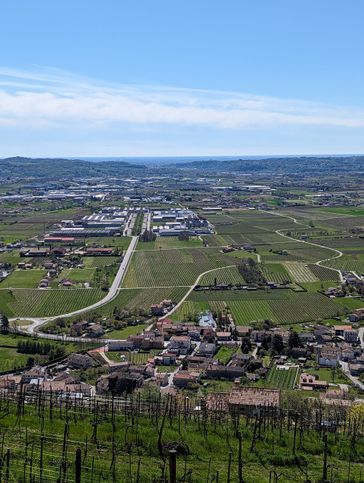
[0,303,363,414]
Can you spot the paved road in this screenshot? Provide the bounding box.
[340,360,364,391]
[160,264,236,321]
[263,210,344,282]
[166,341,201,386]
[359,327,364,349]
[11,236,138,335]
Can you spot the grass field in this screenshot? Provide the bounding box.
[333,297,364,311]
[107,349,160,364]
[0,250,24,266]
[51,267,95,285]
[105,323,149,339]
[318,207,364,216]
[213,345,238,364]
[82,256,121,268]
[84,236,131,249]
[0,269,46,288]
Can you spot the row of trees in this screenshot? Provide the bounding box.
[17,340,65,360]
[140,229,156,242]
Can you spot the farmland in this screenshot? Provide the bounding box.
[0,395,362,482]
[0,288,104,317]
[199,266,244,285]
[0,206,357,325]
[123,246,238,287]
[181,290,343,325]
[261,263,291,283]
[94,287,189,317]
[82,256,121,268]
[324,255,364,274]
[136,236,203,250]
[284,261,319,283]
[265,364,299,389]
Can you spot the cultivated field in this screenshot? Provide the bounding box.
[95,287,188,317]
[284,262,319,283]
[0,288,104,317]
[265,364,298,389]
[136,236,203,250]
[199,266,244,285]
[123,247,238,287]
[261,263,291,283]
[184,289,342,325]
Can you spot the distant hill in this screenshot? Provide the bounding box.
[172,156,364,174]
[0,156,145,179]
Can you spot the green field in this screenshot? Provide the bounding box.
[0,288,105,317]
[213,345,238,364]
[105,323,149,339]
[199,266,244,285]
[136,236,203,250]
[265,364,299,389]
[180,290,343,325]
[94,287,188,317]
[318,206,364,216]
[84,236,131,249]
[0,394,362,481]
[123,247,238,287]
[333,297,364,311]
[284,262,319,283]
[0,250,24,266]
[107,349,160,364]
[0,269,46,288]
[261,263,291,283]
[82,256,121,268]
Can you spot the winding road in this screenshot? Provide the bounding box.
[158,264,237,323]
[262,210,344,282]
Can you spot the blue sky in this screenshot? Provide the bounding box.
[1,1,364,156]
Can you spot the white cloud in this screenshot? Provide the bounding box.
[0,67,364,129]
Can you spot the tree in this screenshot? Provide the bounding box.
[261,334,271,351]
[238,258,266,285]
[178,231,190,241]
[288,331,301,350]
[141,230,156,242]
[271,334,284,354]
[241,337,252,354]
[0,314,9,334]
